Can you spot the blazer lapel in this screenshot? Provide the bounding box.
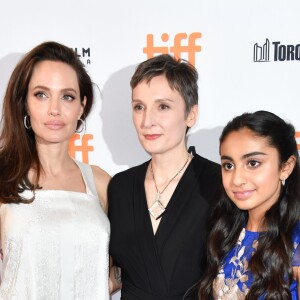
[132,161,168,293]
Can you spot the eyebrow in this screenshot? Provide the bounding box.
[156,98,174,102]
[32,85,78,94]
[132,98,175,103]
[221,151,267,161]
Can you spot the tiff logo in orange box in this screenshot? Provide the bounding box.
[143,32,201,66]
[68,133,94,164]
[296,132,300,151]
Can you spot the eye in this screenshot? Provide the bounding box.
[158,103,170,110]
[34,91,47,99]
[133,103,144,111]
[62,94,75,101]
[247,160,261,168]
[222,162,234,171]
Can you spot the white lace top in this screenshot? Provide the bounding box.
[0,160,110,300]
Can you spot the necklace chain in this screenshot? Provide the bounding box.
[150,154,190,196]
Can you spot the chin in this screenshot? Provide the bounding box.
[36,135,70,144]
[139,144,159,154]
[234,203,252,211]
[144,148,166,156]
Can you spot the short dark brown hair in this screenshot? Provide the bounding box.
[130,54,198,117]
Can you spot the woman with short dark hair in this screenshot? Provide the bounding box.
[109,54,221,299]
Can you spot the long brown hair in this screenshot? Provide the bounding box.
[0,41,94,204]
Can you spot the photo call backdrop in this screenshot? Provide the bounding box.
[0,1,299,299]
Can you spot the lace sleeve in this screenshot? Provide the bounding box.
[292,221,300,267]
[292,243,300,266]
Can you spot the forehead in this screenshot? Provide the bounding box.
[220,128,277,155]
[132,75,184,102]
[29,60,79,88]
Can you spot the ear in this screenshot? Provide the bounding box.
[79,96,87,118]
[280,155,296,181]
[186,104,198,128]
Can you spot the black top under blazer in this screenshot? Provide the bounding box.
[108,154,221,300]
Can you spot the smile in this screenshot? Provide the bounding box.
[233,190,254,200]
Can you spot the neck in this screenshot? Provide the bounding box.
[36,141,74,176]
[150,153,191,193]
[246,214,265,232]
[150,149,191,179]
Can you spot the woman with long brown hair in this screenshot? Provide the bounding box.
[0,41,110,299]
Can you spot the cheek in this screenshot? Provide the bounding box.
[221,171,229,185]
[166,116,186,132]
[253,167,278,184]
[27,107,41,121]
[221,173,234,194]
[27,99,37,115]
[254,173,280,191]
[132,114,140,130]
[66,106,83,119]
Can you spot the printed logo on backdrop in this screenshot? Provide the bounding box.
[143,33,201,66]
[69,134,94,163]
[254,39,300,62]
[296,132,300,152]
[72,47,91,65]
[67,48,93,163]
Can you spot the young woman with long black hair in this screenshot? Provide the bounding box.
[198,111,300,299]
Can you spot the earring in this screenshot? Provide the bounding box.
[24,115,31,129]
[75,119,85,133]
[281,178,286,186]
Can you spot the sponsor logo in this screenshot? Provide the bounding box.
[69,133,94,163]
[143,32,201,66]
[73,47,91,65]
[254,39,300,62]
[296,132,300,151]
[254,39,270,62]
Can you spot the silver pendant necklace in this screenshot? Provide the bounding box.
[148,154,190,220]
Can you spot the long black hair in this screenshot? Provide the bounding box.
[198,110,300,299]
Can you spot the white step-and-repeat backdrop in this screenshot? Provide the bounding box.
[1,1,299,299]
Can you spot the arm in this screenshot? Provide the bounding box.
[107,180,122,293]
[293,266,300,297]
[109,256,122,293]
[92,167,122,293]
[91,165,111,213]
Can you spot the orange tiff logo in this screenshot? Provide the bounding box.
[68,133,94,164]
[296,132,300,150]
[143,32,201,66]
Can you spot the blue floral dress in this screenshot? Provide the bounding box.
[213,221,300,299]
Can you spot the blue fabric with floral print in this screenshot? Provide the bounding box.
[213,221,300,299]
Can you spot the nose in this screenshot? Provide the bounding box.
[141,108,155,128]
[231,167,247,187]
[48,98,61,116]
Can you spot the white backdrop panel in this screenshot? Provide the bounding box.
[0,1,299,298]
